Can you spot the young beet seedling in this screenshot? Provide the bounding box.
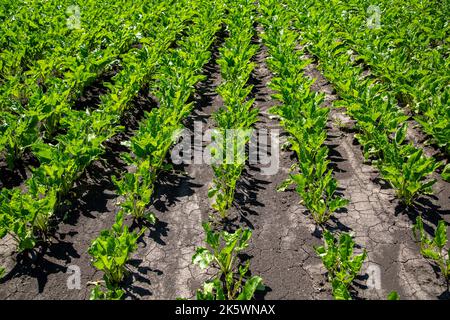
[387,291,400,300]
[112,160,157,225]
[413,216,449,289]
[0,187,57,251]
[88,211,145,300]
[192,223,264,300]
[315,230,367,300]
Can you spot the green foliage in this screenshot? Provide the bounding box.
[113,0,223,224]
[413,216,450,283]
[0,0,168,167]
[315,230,367,300]
[192,223,264,300]
[259,0,348,225]
[282,0,442,205]
[378,147,441,206]
[442,164,450,182]
[387,291,400,300]
[0,188,57,251]
[88,211,145,300]
[0,0,194,252]
[209,0,258,218]
[90,284,125,301]
[113,109,182,223]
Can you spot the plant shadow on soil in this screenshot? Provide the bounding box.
[123,258,164,298]
[0,242,76,293]
[0,76,159,295]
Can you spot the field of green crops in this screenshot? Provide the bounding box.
[0,0,449,301]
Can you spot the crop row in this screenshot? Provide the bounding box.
[284,0,444,206]
[258,0,367,300]
[207,0,259,219]
[0,0,168,169]
[0,0,193,252]
[293,0,449,155]
[192,0,264,300]
[87,0,225,299]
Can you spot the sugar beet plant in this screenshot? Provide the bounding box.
[191,223,264,300]
[259,0,348,226]
[0,1,193,253]
[285,0,443,206]
[113,0,224,224]
[315,230,367,300]
[413,216,450,289]
[208,0,259,219]
[88,211,145,300]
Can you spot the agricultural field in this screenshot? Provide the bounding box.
[0,0,449,302]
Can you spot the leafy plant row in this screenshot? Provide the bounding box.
[0,0,194,253]
[87,0,264,300]
[207,0,259,219]
[284,0,443,206]
[189,0,265,301]
[112,0,224,227]
[0,0,167,169]
[258,0,366,300]
[290,0,450,156]
[86,0,225,298]
[413,216,450,290]
[0,0,76,79]
[258,0,348,227]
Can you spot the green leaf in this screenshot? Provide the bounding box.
[276,177,294,192]
[442,164,450,182]
[144,212,157,225]
[192,247,214,269]
[394,123,407,145]
[387,291,400,300]
[332,279,351,300]
[237,276,263,300]
[434,220,447,249]
[208,187,218,198]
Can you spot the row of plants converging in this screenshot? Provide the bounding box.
[0,0,168,170]
[86,0,227,299]
[207,0,259,219]
[283,0,445,207]
[0,0,193,253]
[291,0,449,158]
[257,0,367,300]
[294,0,450,182]
[282,0,450,295]
[86,0,265,300]
[193,0,264,300]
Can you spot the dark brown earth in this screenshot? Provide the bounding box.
[0,27,450,300]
